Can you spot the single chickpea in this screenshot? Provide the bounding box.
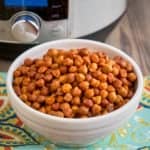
[78,106,89,115]
[27,82,36,92]
[76,73,85,82]
[78,65,88,74]
[20,94,28,101]
[74,55,84,66]
[79,48,90,56]
[60,102,70,110]
[41,87,49,96]
[72,96,81,105]
[86,74,92,81]
[92,70,101,79]
[25,101,31,106]
[120,69,127,78]
[85,89,94,98]
[72,105,79,114]
[99,82,108,90]
[67,73,75,83]
[119,59,127,68]
[64,93,73,102]
[59,75,67,84]
[59,66,67,74]
[112,67,119,76]
[28,94,37,102]
[90,53,99,63]
[13,77,23,85]
[24,58,33,66]
[83,56,91,64]
[121,78,130,86]
[116,95,123,104]
[55,111,64,118]
[118,87,128,97]
[127,90,134,98]
[28,70,36,78]
[106,103,114,112]
[37,95,45,103]
[64,58,74,66]
[22,77,31,86]
[35,73,45,80]
[62,83,72,93]
[56,96,64,103]
[32,102,40,109]
[35,59,45,67]
[100,90,108,98]
[56,55,64,64]
[83,98,94,107]
[113,79,122,89]
[51,69,61,78]
[45,58,53,67]
[101,99,109,107]
[52,103,60,111]
[44,74,52,82]
[108,92,117,103]
[39,107,46,113]
[101,64,113,74]
[45,105,51,113]
[107,85,115,92]
[21,86,28,94]
[79,81,89,90]
[99,58,106,66]
[107,73,115,83]
[38,66,48,73]
[14,70,21,77]
[47,48,58,57]
[126,63,133,72]
[36,78,45,87]
[90,78,100,88]
[88,63,98,72]
[92,104,102,115]
[69,66,77,73]
[63,108,73,118]
[92,96,102,104]
[45,96,55,105]
[94,88,100,95]
[127,72,137,82]
[50,80,60,91]
[72,87,82,96]
[98,73,107,82]
[51,63,59,69]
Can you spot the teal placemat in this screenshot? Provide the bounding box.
[0,72,150,150]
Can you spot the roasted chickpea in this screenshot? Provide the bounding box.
[72,105,79,114]
[101,64,112,74]
[62,83,72,93]
[112,67,119,76]
[69,66,77,73]
[72,96,81,105]
[37,95,45,103]
[44,74,52,82]
[113,79,122,89]
[83,56,91,64]
[36,78,45,87]
[45,96,55,105]
[100,90,108,98]
[64,58,74,66]
[120,69,127,78]
[27,83,36,92]
[90,53,99,63]
[99,82,108,90]
[92,96,102,104]
[128,72,137,82]
[56,96,64,103]
[78,65,88,74]
[90,78,100,88]
[52,103,60,111]
[38,66,48,73]
[78,48,90,56]
[85,74,92,81]
[32,102,40,109]
[108,92,117,103]
[117,87,128,97]
[78,106,89,115]
[14,70,21,77]
[85,89,94,98]
[72,87,82,96]
[83,98,94,107]
[76,73,85,82]
[107,85,115,92]
[89,63,98,72]
[74,55,84,66]
[98,73,107,82]
[67,73,75,83]
[79,81,89,90]
[47,48,58,57]
[64,93,73,102]
[50,80,60,91]
[92,104,102,115]
[59,66,67,74]
[107,73,115,83]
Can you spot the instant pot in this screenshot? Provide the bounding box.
[0,0,127,59]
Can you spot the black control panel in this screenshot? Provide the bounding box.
[0,0,68,21]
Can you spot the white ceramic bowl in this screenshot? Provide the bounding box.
[6,39,143,147]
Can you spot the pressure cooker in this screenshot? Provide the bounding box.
[0,0,127,59]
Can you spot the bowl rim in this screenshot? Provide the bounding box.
[6,39,143,124]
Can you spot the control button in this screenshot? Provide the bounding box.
[11,12,41,43]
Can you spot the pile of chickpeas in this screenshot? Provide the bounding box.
[13,48,137,118]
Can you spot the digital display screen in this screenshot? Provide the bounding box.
[5,0,48,7]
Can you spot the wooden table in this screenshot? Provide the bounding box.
[0,0,149,75]
[106,0,150,76]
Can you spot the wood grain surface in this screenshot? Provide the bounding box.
[106,0,150,75]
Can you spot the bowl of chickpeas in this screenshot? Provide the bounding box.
[6,39,143,147]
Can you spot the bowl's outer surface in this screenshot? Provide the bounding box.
[6,39,143,146]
